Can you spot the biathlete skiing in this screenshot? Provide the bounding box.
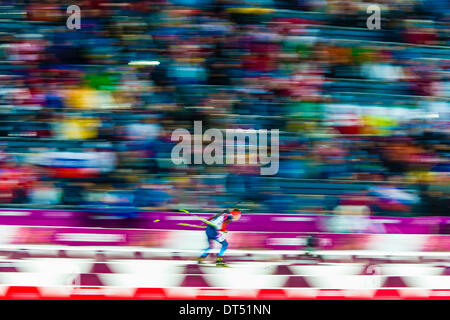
[197,208,241,267]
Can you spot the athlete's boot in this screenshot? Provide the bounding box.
[216,257,226,267]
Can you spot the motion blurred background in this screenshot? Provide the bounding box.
[0,0,448,221]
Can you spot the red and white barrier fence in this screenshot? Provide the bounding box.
[1,287,450,300]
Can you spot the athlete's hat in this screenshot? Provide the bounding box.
[230,208,241,221]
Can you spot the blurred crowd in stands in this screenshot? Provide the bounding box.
[0,0,448,218]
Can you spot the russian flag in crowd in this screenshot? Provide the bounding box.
[368,186,419,212]
[28,151,116,178]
